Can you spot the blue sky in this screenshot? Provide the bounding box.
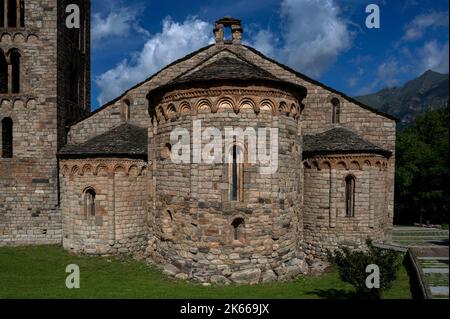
[90,0,449,109]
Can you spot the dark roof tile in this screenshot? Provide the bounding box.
[59,124,147,159]
[173,57,278,84]
[303,127,391,157]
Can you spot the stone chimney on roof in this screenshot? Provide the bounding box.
[214,17,243,45]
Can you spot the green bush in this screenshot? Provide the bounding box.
[327,239,404,299]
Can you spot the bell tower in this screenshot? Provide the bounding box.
[0,0,90,245]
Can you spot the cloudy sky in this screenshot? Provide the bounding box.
[90,0,449,109]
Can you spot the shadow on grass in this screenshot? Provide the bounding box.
[306,288,356,299]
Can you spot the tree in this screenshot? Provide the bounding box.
[327,239,404,299]
[395,105,449,225]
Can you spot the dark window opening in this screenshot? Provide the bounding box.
[7,0,16,27]
[229,145,244,202]
[231,146,238,200]
[1,0,5,27]
[0,51,7,93]
[2,117,13,158]
[10,50,20,93]
[232,218,244,241]
[19,0,24,27]
[345,175,355,217]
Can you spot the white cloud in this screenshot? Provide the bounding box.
[280,0,352,77]
[95,17,213,105]
[251,30,278,58]
[95,0,353,105]
[252,0,352,78]
[92,6,149,42]
[402,11,449,42]
[418,40,449,74]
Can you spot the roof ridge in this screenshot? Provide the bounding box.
[242,45,399,122]
[303,126,392,158]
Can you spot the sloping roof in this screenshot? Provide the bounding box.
[303,127,392,158]
[59,124,147,159]
[243,45,399,122]
[148,55,308,100]
[74,42,397,126]
[173,57,278,84]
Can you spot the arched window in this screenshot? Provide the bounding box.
[2,117,13,158]
[229,145,244,201]
[0,51,7,94]
[231,218,245,242]
[162,209,174,239]
[345,175,355,217]
[84,188,96,217]
[10,50,20,93]
[331,98,341,124]
[122,99,131,122]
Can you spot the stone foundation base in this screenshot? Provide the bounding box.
[149,257,309,285]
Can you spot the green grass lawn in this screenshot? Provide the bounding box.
[0,246,412,299]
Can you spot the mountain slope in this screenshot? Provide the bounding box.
[356,70,449,126]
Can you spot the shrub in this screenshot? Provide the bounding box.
[327,239,404,299]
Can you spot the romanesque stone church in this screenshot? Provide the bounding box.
[1,1,396,283]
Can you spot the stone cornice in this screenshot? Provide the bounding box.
[303,154,389,171]
[60,158,149,177]
[150,86,303,123]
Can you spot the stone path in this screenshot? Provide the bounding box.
[393,227,449,299]
[392,227,448,247]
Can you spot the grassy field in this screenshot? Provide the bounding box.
[0,246,412,299]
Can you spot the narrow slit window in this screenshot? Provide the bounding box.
[7,0,16,27]
[0,51,8,93]
[331,98,341,124]
[229,145,243,201]
[2,117,13,158]
[345,175,355,217]
[10,50,20,93]
[122,99,131,121]
[19,0,24,27]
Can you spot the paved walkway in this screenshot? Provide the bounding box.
[393,227,449,299]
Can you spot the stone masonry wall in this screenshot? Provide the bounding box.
[60,158,147,255]
[1,1,90,246]
[1,1,64,245]
[145,84,307,284]
[303,155,391,259]
[66,43,396,245]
